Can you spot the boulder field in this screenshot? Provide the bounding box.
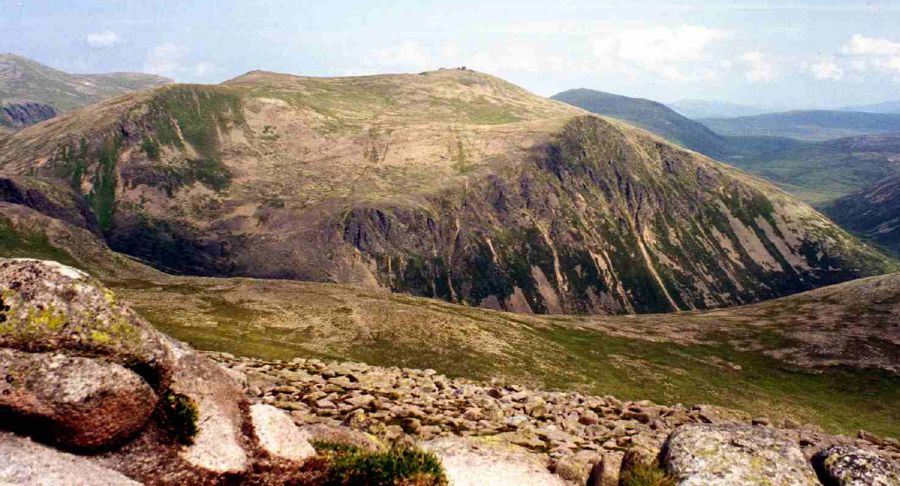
[0,258,897,485]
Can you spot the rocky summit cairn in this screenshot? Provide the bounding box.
[1,258,898,485]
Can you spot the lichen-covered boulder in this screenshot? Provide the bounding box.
[0,259,176,390]
[663,423,819,485]
[0,431,139,485]
[812,444,900,485]
[0,348,156,449]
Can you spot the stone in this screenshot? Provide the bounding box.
[663,423,819,485]
[0,432,139,485]
[345,393,376,408]
[297,423,382,452]
[587,452,623,486]
[0,348,156,449]
[812,444,900,486]
[250,404,316,462]
[423,436,567,486]
[752,416,771,426]
[858,429,883,446]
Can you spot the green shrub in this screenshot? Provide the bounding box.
[310,441,447,486]
[619,460,676,486]
[159,391,199,445]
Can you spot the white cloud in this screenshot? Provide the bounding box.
[370,41,432,69]
[843,34,900,57]
[144,43,187,76]
[840,34,900,76]
[809,58,844,80]
[86,31,123,48]
[589,25,729,81]
[739,51,776,82]
[143,43,215,79]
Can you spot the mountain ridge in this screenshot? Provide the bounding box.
[0,69,895,316]
[0,53,172,130]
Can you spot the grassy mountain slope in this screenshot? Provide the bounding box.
[0,200,896,438]
[701,110,900,141]
[0,53,171,127]
[0,69,895,316]
[826,173,900,255]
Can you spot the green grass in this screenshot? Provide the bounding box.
[310,441,447,486]
[535,326,900,437]
[126,282,900,439]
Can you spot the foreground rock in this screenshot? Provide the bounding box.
[0,259,314,483]
[664,423,820,485]
[0,432,138,485]
[813,445,900,485]
[0,349,156,449]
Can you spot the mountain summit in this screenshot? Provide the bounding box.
[0,68,894,314]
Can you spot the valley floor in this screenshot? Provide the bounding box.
[110,272,900,439]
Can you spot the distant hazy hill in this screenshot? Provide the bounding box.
[552,89,735,158]
[0,53,171,130]
[701,110,900,141]
[668,99,772,119]
[552,88,802,162]
[838,101,900,114]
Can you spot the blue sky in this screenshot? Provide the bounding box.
[4,0,900,108]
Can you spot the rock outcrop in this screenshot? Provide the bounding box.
[0,258,315,483]
[0,100,56,130]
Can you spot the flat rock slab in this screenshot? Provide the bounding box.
[250,403,316,462]
[663,423,819,486]
[0,432,139,485]
[423,436,566,486]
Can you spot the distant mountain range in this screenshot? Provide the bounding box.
[552,89,900,207]
[700,110,900,142]
[0,53,171,131]
[838,101,900,114]
[551,88,800,161]
[668,99,775,119]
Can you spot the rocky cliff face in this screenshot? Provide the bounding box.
[0,69,895,314]
[0,99,56,129]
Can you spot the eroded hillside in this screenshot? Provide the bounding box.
[0,68,895,314]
